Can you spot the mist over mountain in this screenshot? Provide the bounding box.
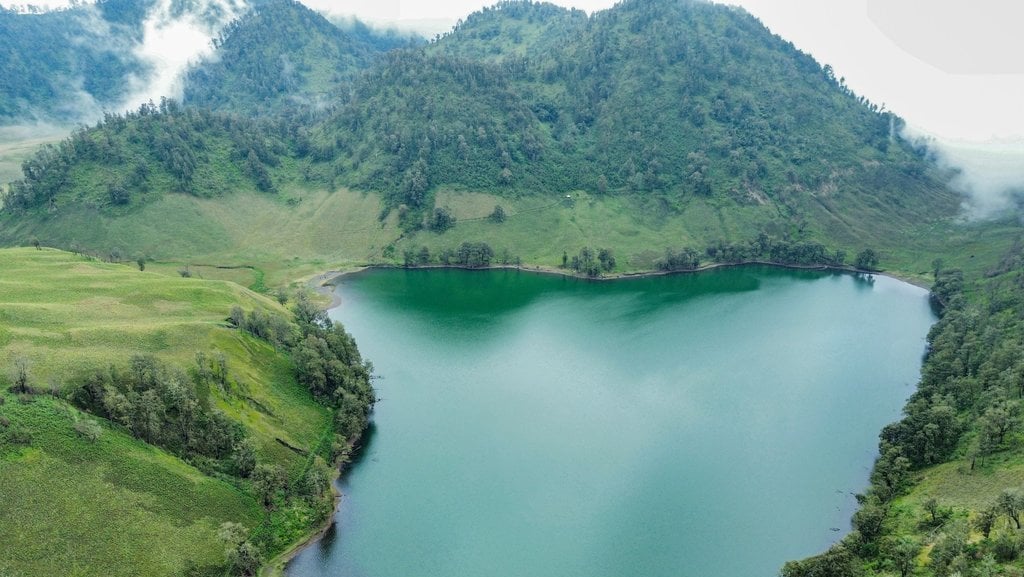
[0,0,244,123]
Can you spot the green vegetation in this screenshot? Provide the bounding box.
[0,247,373,577]
[3,0,960,261]
[784,240,1024,577]
[0,391,261,577]
[184,0,416,117]
[0,0,153,121]
[2,0,1024,575]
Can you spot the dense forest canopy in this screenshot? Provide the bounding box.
[183,0,418,117]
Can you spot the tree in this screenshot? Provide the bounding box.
[108,182,130,205]
[10,357,31,394]
[855,248,879,270]
[781,542,859,577]
[930,520,969,576]
[973,506,999,539]
[598,248,615,272]
[229,305,246,328]
[981,402,1016,447]
[252,463,287,509]
[429,206,456,232]
[992,530,1021,562]
[232,438,257,478]
[217,522,262,576]
[852,496,886,542]
[488,204,506,223]
[921,497,950,527]
[870,444,911,501]
[416,245,431,265]
[997,490,1024,529]
[884,536,919,577]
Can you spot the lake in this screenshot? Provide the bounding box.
[287,266,934,577]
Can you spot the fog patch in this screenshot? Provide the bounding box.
[120,0,248,110]
[903,125,1024,219]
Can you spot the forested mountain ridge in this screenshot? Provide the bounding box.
[315,0,959,239]
[1,0,963,263]
[183,0,417,117]
[0,0,412,124]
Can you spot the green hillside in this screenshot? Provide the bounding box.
[0,247,372,577]
[317,0,960,238]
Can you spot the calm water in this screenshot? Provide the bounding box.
[288,267,934,577]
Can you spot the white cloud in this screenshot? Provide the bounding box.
[119,0,247,110]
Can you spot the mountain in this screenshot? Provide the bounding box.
[1,0,963,263]
[0,0,408,124]
[183,0,418,117]
[316,0,958,241]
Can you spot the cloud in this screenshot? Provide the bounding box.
[119,0,248,110]
[903,125,1024,218]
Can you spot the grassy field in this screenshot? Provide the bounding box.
[0,392,261,577]
[885,439,1024,572]
[3,184,1016,292]
[0,247,332,577]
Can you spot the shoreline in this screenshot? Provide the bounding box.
[269,258,933,574]
[260,487,341,577]
[310,259,932,298]
[261,426,373,577]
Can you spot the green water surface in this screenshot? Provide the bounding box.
[288,266,934,577]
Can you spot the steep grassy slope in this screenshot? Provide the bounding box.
[0,187,397,286]
[0,247,331,463]
[0,393,261,577]
[0,247,334,577]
